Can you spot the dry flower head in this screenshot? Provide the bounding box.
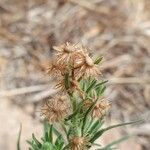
[84,99,110,118]
[41,95,71,122]
[71,136,90,150]
[48,42,101,79]
[53,42,85,67]
[92,100,110,118]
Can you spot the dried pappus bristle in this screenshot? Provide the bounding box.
[47,60,66,77]
[41,95,71,122]
[53,42,85,67]
[84,99,110,118]
[71,136,91,150]
[75,52,101,78]
[53,42,75,53]
[92,99,110,118]
[55,78,66,91]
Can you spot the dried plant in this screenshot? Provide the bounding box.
[24,43,140,150]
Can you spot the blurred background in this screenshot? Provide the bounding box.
[0,0,150,149]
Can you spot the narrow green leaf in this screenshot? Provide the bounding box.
[103,120,143,132]
[32,133,42,148]
[100,86,106,94]
[17,124,22,150]
[45,132,49,142]
[84,117,93,133]
[90,120,142,143]
[49,124,53,143]
[90,130,104,143]
[88,119,104,136]
[92,121,105,136]
[86,79,97,93]
[82,99,98,135]
[95,80,108,89]
[94,57,103,64]
[26,140,32,146]
[55,135,64,150]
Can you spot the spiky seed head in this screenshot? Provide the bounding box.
[41,95,71,122]
[71,136,90,150]
[92,100,110,118]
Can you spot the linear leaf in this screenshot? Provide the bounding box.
[82,99,98,135]
[95,80,108,89]
[94,57,103,64]
[32,133,42,148]
[103,120,143,132]
[86,79,97,93]
[90,120,142,143]
[17,124,22,150]
[49,124,53,143]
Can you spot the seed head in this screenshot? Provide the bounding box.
[53,42,84,67]
[71,136,90,150]
[92,99,110,118]
[41,95,71,122]
[84,99,110,118]
[78,53,101,78]
[47,60,67,77]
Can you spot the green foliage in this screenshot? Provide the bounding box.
[27,122,65,150]
[25,78,141,150]
[14,43,141,150]
[26,120,140,150]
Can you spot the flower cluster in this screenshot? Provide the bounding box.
[41,42,110,150]
[42,43,106,121]
[27,43,138,150]
[48,42,101,79]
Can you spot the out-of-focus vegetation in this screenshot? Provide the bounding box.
[0,0,149,149]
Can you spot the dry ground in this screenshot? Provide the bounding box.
[0,0,150,149]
